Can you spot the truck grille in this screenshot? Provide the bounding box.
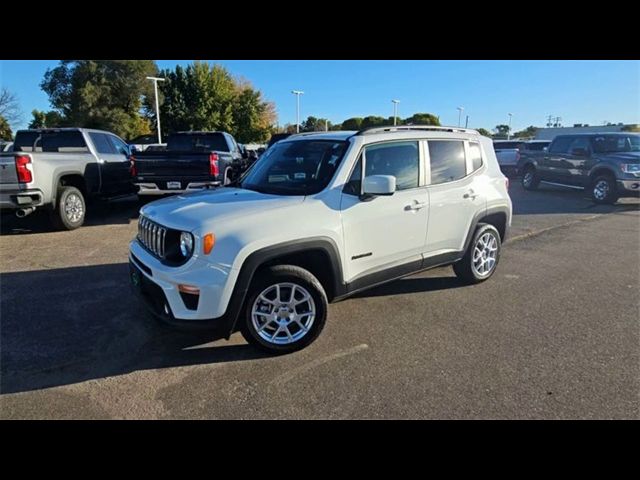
[138,216,168,259]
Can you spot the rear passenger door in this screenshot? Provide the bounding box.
[425,139,486,255]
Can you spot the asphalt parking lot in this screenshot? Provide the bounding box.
[1,183,639,419]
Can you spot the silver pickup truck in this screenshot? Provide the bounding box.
[0,128,135,230]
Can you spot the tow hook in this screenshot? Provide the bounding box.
[16,207,35,218]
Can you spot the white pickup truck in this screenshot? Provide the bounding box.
[0,128,135,229]
[129,126,512,353]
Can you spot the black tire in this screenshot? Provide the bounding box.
[241,264,328,354]
[590,174,619,205]
[521,164,540,190]
[453,223,502,284]
[50,186,86,230]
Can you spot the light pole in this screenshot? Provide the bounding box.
[457,106,464,127]
[291,90,304,133]
[146,76,166,144]
[507,113,513,140]
[392,99,400,126]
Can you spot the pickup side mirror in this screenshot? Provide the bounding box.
[361,175,396,200]
[571,147,589,157]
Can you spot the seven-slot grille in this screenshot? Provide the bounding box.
[138,216,167,259]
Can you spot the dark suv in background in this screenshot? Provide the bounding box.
[518,133,640,204]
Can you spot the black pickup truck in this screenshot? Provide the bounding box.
[133,131,249,196]
[518,132,640,204]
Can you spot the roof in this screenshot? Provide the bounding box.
[285,131,357,142]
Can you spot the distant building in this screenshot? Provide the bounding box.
[534,124,638,140]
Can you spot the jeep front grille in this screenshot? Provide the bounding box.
[138,216,167,259]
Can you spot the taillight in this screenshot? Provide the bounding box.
[15,155,33,183]
[130,155,137,177]
[209,153,219,177]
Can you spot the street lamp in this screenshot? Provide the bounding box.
[507,113,513,140]
[457,106,464,127]
[146,76,166,144]
[392,99,400,126]
[291,90,304,133]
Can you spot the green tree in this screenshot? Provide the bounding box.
[494,124,510,137]
[477,128,492,137]
[28,109,65,129]
[403,113,440,126]
[0,115,12,140]
[301,116,331,132]
[513,125,538,139]
[232,87,276,143]
[361,116,387,129]
[158,62,237,134]
[40,60,157,139]
[341,117,363,130]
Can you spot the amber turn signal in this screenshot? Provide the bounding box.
[203,233,215,254]
[178,284,200,295]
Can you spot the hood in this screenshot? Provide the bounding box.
[598,151,640,162]
[140,187,304,232]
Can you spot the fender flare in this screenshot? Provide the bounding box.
[223,236,345,337]
[462,205,511,253]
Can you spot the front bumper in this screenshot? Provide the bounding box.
[129,239,239,323]
[617,179,640,197]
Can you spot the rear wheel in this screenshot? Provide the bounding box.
[521,165,540,190]
[241,265,328,354]
[50,186,86,230]
[590,174,618,205]
[453,223,502,284]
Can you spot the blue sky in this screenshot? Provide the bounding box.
[1,60,638,132]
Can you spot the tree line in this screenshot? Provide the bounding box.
[22,60,275,143]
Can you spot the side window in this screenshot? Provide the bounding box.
[363,141,419,191]
[343,155,362,196]
[568,137,590,154]
[549,137,573,154]
[89,133,116,155]
[468,142,483,172]
[108,135,130,156]
[428,140,466,185]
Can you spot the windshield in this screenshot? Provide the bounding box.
[239,139,348,195]
[592,135,640,153]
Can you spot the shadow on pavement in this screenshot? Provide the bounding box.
[0,263,268,395]
[0,195,145,235]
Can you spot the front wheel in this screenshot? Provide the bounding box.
[241,265,328,354]
[50,186,86,230]
[521,165,540,190]
[453,223,502,284]
[590,174,619,205]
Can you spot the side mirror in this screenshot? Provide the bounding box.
[362,175,396,200]
[571,147,589,157]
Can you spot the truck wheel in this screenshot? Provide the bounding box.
[521,165,540,190]
[453,223,502,284]
[50,186,86,230]
[241,265,328,354]
[590,174,619,205]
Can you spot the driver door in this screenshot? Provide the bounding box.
[340,141,429,284]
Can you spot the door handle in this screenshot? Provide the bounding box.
[463,190,478,200]
[405,201,427,211]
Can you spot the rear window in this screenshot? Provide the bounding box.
[525,142,550,151]
[14,131,89,153]
[493,141,523,150]
[167,133,230,152]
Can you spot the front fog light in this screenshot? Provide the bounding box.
[179,232,194,257]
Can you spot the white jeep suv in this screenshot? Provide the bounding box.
[129,126,512,353]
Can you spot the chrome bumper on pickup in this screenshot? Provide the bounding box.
[135,181,220,196]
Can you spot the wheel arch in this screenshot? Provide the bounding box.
[462,206,510,253]
[52,172,87,205]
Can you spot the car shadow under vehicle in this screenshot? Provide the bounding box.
[0,263,269,395]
